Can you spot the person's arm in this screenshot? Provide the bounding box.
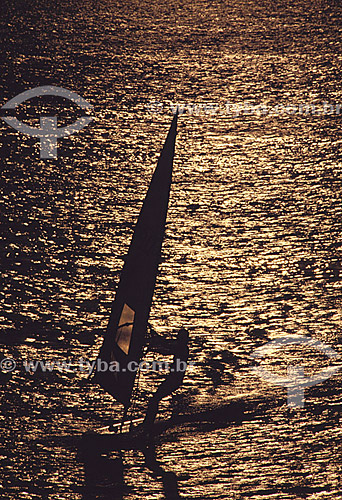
[146,326,175,354]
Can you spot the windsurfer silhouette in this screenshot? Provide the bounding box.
[143,327,189,430]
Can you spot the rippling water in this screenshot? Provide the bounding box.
[1,0,342,498]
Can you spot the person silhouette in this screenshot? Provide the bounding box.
[143,328,189,430]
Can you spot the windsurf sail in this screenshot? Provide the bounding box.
[92,113,178,407]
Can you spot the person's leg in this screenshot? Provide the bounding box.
[144,377,179,428]
[143,394,160,428]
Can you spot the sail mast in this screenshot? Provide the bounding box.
[93,113,178,407]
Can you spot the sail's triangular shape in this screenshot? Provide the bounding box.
[93,114,178,406]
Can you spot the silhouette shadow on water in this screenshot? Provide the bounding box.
[79,437,183,499]
[81,451,125,500]
[143,443,182,500]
